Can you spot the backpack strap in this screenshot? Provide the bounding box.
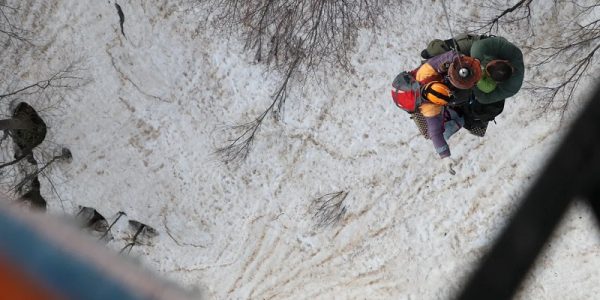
[422,87,451,103]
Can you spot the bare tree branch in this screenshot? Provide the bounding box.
[0,151,29,169]
[12,147,72,193]
[120,220,158,254]
[528,42,600,119]
[0,3,83,215]
[469,0,534,35]
[200,0,389,164]
[40,171,66,212]
[310,191,348,229]
[0,3,33,46]
[100,211,127,241]
[18,175,46,211]
[0,60,84,212]
[214,54,301,164]
[0,60,85,100]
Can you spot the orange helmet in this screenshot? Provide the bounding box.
[421,81,452,105]
[448,55,482,89]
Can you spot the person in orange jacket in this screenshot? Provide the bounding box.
[413,53,482,174]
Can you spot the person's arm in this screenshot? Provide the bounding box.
[426,51,458,73]
[423,110,450,158]
[415,51,457,83]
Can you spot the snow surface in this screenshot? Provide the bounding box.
[2,0,600,299]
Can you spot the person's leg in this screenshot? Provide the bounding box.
[443,108,465,140]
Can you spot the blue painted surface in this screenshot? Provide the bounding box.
[0,210,142,300]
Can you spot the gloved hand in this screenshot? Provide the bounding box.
[439,62,451,73]
[442,157,458,175]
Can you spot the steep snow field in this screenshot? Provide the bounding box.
[3,0,599,299]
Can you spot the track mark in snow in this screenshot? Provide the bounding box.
[124,76,170,103]
[246,235,284,298]
[289,133,379,161]
[118,97,135,112]
[162,215,206,248]
[228,219,375,298]
[106,45,171,103]
[305,266,387,298]
[249,247,298,298]
[370,224,393,238]
[227,226,267,295]
[255,227,391,298]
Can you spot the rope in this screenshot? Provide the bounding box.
[440,0,464,70]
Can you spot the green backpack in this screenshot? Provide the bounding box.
[421,34,488,59]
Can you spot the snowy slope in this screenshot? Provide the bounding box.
[3,0,599,299]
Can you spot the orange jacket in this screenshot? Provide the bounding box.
[414,63,446,117]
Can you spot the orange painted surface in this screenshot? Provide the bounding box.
[0,253,64,300]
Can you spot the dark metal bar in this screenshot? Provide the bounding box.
[455,81,600,300]
[587,187,600,229]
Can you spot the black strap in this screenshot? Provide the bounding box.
[444,38,461,53]
[424,87,451,102]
